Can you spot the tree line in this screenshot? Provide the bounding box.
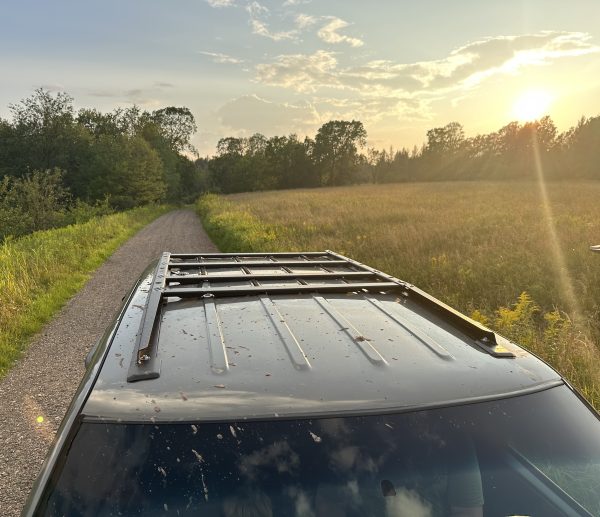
[206,120,366,193]
[204,115,600,193]
[0,89,204,238]
[0,89,204,207]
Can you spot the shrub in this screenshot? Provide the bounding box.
[0,168,71,239]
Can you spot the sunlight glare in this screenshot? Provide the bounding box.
[512,90,553,121]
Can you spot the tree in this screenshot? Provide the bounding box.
[425,122,464,155]
[152,107,197,154]
[6,89,87,176]
[76,108,121,138]
[210,137,246,193]
[122,136,167,207]
[313,120,367,186]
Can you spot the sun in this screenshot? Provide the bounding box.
[511,90,554,121]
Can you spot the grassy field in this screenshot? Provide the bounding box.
[197,182,600,408]
[0,205,169,377]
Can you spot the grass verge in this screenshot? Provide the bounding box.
[197,186,600,409]
[0,205,169,377]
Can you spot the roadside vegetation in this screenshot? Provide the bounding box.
[0,205,168,377]
[198,183,600,409]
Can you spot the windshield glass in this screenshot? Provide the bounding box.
[42,385,600,517]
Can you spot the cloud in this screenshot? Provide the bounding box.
[199,51,244,64]
[295,13,316,29]
[255,50,339,92]
[205,0,235,7]
[251,19,297,41]
[88,90,120,98]
[217,94,321,134]
[87,87,163,107]
[246,0,268,16]
[283,0,311,5]
[253,31,599,125]
[256,31,599,95]
[317,17,364,48]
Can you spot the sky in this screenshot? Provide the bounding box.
[1,0,600,155]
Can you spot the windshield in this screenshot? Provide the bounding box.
[41,385,600,517]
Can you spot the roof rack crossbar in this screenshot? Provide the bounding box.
[169,259,350,269]
[170,252,328,259]
[166,271,378,284]
[164,282,400,298]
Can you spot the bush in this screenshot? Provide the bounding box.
[0,170,118,240]
[0,168,71,240]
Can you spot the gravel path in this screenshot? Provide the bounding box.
[0,209,218,516]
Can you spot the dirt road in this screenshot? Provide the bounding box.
[0,209,218,515]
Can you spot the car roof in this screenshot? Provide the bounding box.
[82,251,562,423]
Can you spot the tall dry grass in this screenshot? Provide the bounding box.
[0,205,168,376]
[197,182,600,408]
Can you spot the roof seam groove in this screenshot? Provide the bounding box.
[313,295,387,367]
[259,295,311,370]
[203,298,229,374]
[364,296,454,361]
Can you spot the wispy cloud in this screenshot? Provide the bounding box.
[246,0,268,16]
[251,19,297,41]
[317,17,364,48]
[205,0,235,7]
[199,51,244,64]
[282,0,311,5]
[87,85,169,107]
[295,13,317,29]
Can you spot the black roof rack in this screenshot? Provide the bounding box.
[127,251,514,382]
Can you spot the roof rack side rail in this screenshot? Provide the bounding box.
[326,250,515,358]
[127,252,170,382]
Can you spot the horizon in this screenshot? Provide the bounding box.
[2,0,600,155]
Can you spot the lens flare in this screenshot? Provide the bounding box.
[531,133,581,321]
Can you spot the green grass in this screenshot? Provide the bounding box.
[197,183,600,409]
[0,205,169,377]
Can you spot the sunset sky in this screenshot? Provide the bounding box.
[2,0,600,155]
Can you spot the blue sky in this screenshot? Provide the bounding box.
[2,0,600,155]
